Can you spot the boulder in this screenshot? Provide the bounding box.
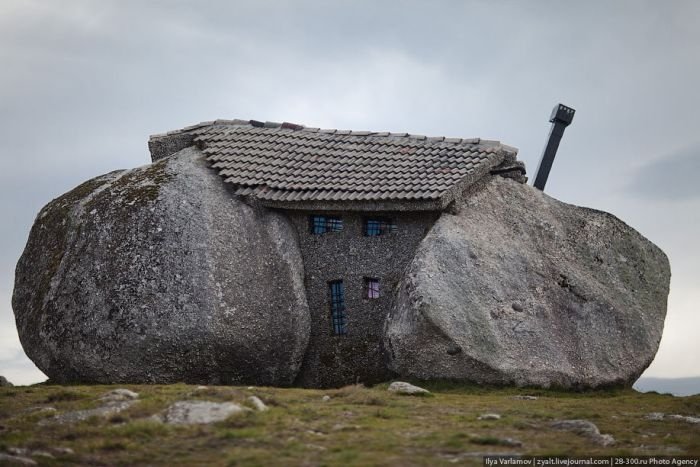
[385,177,670,388]
[0,376,12,387]
[13,146,310,386]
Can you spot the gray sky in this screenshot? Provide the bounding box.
[1,0,698,385]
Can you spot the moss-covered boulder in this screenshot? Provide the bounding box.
[13,147,310,385]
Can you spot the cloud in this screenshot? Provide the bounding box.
[1,0,700,384]
[627,144,700,201]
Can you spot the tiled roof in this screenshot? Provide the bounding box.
[150,119,521,210]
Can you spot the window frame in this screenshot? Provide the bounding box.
[364,277,380,299]
[363,217,396,236]
[328,280,347,335]
[310,215,343,235]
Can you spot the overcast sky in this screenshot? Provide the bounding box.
[1,0,698,385]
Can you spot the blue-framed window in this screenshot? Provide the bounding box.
[364,218,396,236]
[365,277,380,299]
[329,280,347,335]
[310,215,343,234]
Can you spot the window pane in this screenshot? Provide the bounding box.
[365,218,395,236]
[329,280,347,335]
[365,220,381,236]
[367,279,380,299]
[364,278,380,299]
[311,215,327,234]
[311,215,343,234]
[327,217,343,232]
[380,220,397,234]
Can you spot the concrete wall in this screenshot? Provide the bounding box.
[284,210,439,388]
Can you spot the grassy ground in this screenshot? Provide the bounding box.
[1,382,698,466]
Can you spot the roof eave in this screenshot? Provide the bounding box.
[436,146,512,209]
[256,198,444,212]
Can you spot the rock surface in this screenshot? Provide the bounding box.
[247,396,268,412]
[512,395,539,401]
[478,413,501,420]
[99,388,139,402]
[646,413,700,424]
[41,399,136,425]
[156,401,247,425]
[550,419,615,446]
[40,389,140,425]
[387,381,431,395]
[13,146,310,386]
[0,376,12,387]
[0,453,37,465]
[386,177,670,388]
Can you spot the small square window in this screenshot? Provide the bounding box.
[364,278,380,299]
[364,218,396,236]
[329,280,347,335]
[310,215,343,234]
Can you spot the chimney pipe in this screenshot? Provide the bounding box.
[533,103,575,191]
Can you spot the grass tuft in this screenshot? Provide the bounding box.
[45,390,88,402]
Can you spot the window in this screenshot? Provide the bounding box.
[364,218,396,236]
[310,215,343,234]
[364,278,380,299]
[329,280,347,335]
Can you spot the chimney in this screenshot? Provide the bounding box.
[533,103,575,191]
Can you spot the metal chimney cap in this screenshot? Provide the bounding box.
[549,103,575,126]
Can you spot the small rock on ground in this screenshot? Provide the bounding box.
[512,395,538,400]
[0,376,13,387]
[156,401,247,425]
[51,447,74,455]
[478,413,501,420]
[667,414,700,424]
[321,395,331,402]
[496,437,522,447]
[99,388,139,402]
[388,382,430,395]
[248,396,268,412]
[646,413,700,424]
[0,453,37,465]
[40,402,136,425]
[550,419,615,446]
[22,406,57,415]
[7,446,73,457]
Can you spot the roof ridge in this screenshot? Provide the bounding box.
[149,119,513,150]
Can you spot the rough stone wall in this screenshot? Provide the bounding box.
[285,211,439,388]
[148,133,196,162]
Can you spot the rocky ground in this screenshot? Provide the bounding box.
[0,382,698,465]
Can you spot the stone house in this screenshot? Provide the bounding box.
[148,119,526,387]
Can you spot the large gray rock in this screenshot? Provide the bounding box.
[13,147,310,385]
[155,401,247,425]
[386,177,670,388]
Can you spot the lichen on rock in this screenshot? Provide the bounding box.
[385,177,670,389]
[13,146,310,386]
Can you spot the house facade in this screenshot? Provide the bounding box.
[149,119,525,387]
